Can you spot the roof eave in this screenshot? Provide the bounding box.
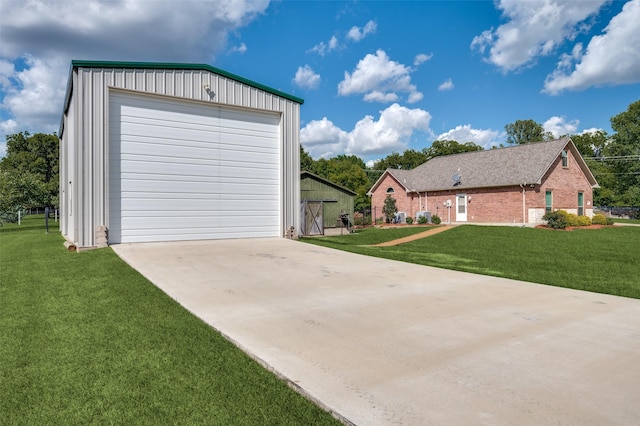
[70,60,304,104]
[59,62,77,138]
[416,182,541,192]
[301,170,357,196]
[59,59,305,139]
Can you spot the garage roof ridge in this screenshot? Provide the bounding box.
[70,60,304,105]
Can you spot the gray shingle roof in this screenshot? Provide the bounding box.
[369,138,598,194]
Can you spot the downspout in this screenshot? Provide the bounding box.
[520,183,526,226]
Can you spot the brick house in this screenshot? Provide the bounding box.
[368,138,599,225]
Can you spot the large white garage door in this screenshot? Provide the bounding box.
[108,91,281,243]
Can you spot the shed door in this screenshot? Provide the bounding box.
[108,91,281,243]
[301,200,323,236]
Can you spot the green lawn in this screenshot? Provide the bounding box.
[303,225,640,299]
[0,215,340,425]
[612,218,640,224]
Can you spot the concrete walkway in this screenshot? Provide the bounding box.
[112,238,640,425]
[373,225,456,246]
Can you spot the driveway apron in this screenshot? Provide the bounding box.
[112,238,640,425]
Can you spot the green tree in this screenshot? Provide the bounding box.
[0,170,46,222]
[570,130,615,206]
[382,195,397,223]
[374,149,429,170]
[0,131,59,208]
[423,140,483,159]
[505,119,552,145]
[571,130,608,157]
[604,99,640,206]
[300,145,315,173]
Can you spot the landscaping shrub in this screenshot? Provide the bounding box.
[575,215,592,226]
[557,210,576,226]
[544,210,592,228]
[543,210,567,229]
[592,214,614,225]
[431,214,442,225]
[591,214,607,225]
[406,217,413,224]
[418,215,428,225]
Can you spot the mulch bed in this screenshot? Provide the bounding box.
[535,224,612,231]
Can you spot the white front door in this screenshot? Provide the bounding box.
[456,194,467,222]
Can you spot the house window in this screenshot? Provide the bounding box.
[386,187,395,194]
[578,192,584,216]
[545,190,553,213]
[561,150,568,167]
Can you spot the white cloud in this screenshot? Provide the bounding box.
[0,119,17,156]
[0,60,16,88]
[0,0,270,155]
[309,35,339,56]
[363,91,398,103]
[293,65,321,89]
[438,78,454,91]
[580,127,604,135]
[471,0,608,72]
[301,103,432,158]
[407,91,424,103]
[1,55,68,134]
[543,0,640,94]
[414,53,433,66]
[436,125,502,149]
[543,116,579,137]
[338,50,423,104]
[300,117,351,159]
[366,159,379,168]
[346,20,377,42]
[0,0,270,61]
[229,42,247,54]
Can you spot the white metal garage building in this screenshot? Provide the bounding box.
[59,61,303,249]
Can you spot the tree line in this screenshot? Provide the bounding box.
[1,100,638,222]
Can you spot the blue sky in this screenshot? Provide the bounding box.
[1,0,639,165]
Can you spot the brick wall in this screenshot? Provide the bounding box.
[371,174,414,222]
[539,149,594,214]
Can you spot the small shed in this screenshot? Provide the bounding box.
[300,171,356,235]
[59,60,303,249]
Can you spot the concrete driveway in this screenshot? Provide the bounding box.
[112,238,640,425]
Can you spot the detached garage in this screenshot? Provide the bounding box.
[59,61,303,249]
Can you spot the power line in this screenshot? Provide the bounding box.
[591,171,640,176]
[584,155,640,161]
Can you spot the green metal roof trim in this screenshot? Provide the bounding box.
[71,60,304,104]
